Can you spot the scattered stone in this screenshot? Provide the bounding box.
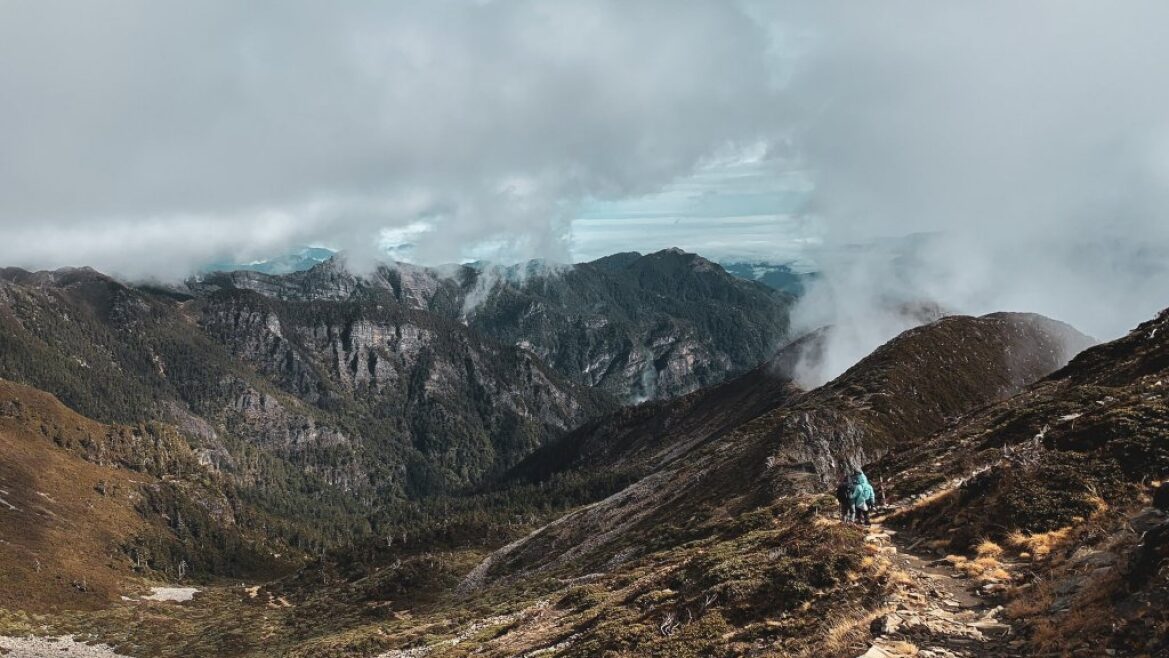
[857,645,895,658]
[980,582,1008,595]
[0,635,130,657]
[1070,547,1117,568]
[870,613,903,636]
[141,586,200,602]
[970,619,1011,635]
[1130,507,1167,533]
[1053,576,1083,597]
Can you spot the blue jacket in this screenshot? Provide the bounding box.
[851,472,875,508]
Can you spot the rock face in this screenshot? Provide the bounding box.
[192,248,795,402]
[466,249,793,401]
[0,249,791,577]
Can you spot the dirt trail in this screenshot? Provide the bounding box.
[855,521,1025,658]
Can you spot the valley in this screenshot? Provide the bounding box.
[0,256,1166,657]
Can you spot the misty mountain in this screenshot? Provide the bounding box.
[720,260,818,295]
[10,280,1169,656]
[0,248,791,563]
[9,256,1166,658]
[195,248,796,402]
[201,247,336,276]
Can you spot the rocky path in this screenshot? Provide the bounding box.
[0,635,130,658]
[856,522,1024,658]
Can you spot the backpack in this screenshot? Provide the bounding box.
[835,481,852,503]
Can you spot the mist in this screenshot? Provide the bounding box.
[776,1,1169,385]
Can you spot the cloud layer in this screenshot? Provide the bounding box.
[0,1,783,277]
[3,1,1169,380]
[777,0,1169,383]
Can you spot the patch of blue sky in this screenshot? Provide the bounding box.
[570,153,818,265]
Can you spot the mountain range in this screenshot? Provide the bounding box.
[0,251,1166,657]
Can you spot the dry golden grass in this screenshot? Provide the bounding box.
[975,540,1004,559]
[1026,568,1125,655]
[1005,580,1053,620]
[1005,527,1073,560]
[883,488,958,522]
[883,640,919,655]
[942,548,1012,585]
[796,607,893,658]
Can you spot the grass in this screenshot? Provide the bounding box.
[1005,528,1073,561]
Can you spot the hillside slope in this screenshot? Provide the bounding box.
[0,380,276,611]
[0,310,1098,657]
[0,266,611,558]
[471,313,1089,588]
[874,308,1169,656]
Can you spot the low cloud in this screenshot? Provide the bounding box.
[0,1,784,279]
[776,1,1169,384]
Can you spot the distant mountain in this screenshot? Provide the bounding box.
[14,254,1169,657]
[202,246,336,275]
[193,248,797,402]
[0,248,792,572]
[719,259,818,295]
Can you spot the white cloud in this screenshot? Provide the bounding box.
[0,0,786,279]
[776,0,1169,383]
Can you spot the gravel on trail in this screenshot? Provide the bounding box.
[0,635,130,658]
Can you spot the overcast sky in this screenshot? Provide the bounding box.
[3,1,1169,348]
[0,1,796,275]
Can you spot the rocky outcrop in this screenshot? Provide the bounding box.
[192,249,795,402]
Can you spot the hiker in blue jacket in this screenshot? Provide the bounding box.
[850,470,876,526]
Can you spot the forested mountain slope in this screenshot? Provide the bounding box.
[0,266,610,559]
[0,379,280,610]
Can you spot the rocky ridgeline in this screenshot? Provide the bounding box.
[192,248,793,401]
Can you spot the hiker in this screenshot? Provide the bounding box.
[851,470,876,526]
[834,476,854,521]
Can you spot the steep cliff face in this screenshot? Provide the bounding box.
[193,248,795,402]
[197,289,611,497]
[465,249,793,401]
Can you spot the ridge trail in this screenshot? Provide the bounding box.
[856,519,1024,658]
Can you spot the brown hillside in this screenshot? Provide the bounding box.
[469,312,1089,590]
[0,379,153,612]
[875,308,1169,656]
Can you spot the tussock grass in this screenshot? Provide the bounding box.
[792,606,892,658]
[1005,527,1073,560]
